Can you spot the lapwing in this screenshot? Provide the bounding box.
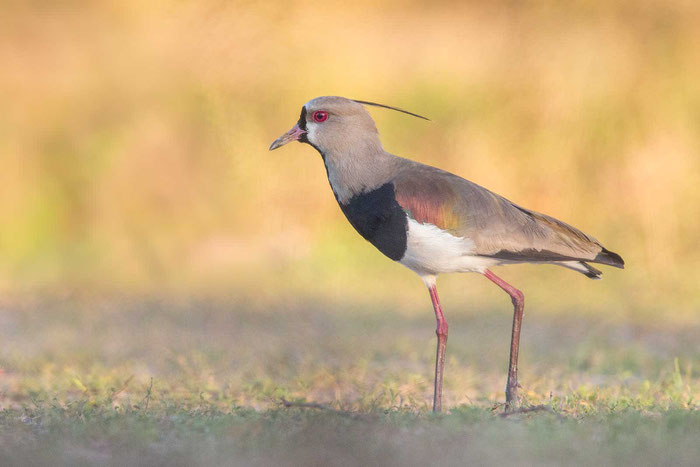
[269,96,624,412]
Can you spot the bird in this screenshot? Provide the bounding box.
[269,96,624,412]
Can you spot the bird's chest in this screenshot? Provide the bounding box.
[337,183,408,261]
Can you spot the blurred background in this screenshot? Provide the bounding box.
[1,0,699,319]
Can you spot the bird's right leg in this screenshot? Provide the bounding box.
[483,269,524,412]
[426,280,448,412]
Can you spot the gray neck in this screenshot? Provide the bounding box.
[322,146,398,204]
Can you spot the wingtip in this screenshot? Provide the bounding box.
[594,248,625,269]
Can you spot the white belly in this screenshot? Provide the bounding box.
[399,219,500,276]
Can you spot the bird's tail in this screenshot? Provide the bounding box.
[556,260,602,279]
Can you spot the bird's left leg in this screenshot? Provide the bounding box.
[483,269,524,412]
[425,278,448,412]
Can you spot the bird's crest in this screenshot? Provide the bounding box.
[352,100,431,121]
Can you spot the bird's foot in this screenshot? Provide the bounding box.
[504,381,523,413]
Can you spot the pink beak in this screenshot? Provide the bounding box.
[269,124,306,151]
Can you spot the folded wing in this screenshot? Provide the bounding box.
[391,159,624,273]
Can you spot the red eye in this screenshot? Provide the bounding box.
[312,111,328,123]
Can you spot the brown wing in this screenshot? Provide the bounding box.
[391,158,623,267]
[392,165,465,234]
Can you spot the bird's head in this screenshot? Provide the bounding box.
[269,96,429,157]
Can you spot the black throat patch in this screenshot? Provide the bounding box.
[297,107,310,144]
[338,183,408,261]
[297,106,324,156]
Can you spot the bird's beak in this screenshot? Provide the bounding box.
[269,124,306,151]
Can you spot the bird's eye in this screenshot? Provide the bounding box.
[312,111,329,123]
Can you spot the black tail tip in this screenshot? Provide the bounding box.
[580,261,602,279]
[595,248,625,269]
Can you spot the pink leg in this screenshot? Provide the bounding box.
[484,269,524,411]
[428,284,448,412]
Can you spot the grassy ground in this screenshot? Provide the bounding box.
[1,296,698,466]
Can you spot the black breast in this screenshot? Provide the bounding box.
[338,183,408,261]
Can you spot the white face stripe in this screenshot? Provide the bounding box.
[306,120,318,147]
